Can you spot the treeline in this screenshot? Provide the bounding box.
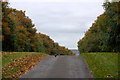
[78,1,120,53]
[1,2,74,55]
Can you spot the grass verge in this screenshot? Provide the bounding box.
[80,52,119,78]
[2,52,48,78]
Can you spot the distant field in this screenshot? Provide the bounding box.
[80,52,119,78]
[2,52,48,78]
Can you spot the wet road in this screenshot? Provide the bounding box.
[20,56,93,78]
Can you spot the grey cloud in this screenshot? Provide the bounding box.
[9,2,104,49]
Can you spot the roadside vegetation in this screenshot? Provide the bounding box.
[1,1,75,79]
[78,1,120,53]
[2,52,48,78]
[80,53,119,78]
[78,1,119,78]
[1,1,74,55]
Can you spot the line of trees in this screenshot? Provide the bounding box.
[78,1,120,53]
[1,1,74,55]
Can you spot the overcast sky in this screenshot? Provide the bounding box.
[9,0,105,49]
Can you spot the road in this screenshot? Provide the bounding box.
[20,55,94,78]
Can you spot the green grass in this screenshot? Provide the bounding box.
[80,52,119,78]
[2,52,48,78]
[2,52,45,68]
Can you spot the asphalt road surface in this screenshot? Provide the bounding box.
[20,55,93,78]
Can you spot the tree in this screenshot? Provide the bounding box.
[2,1,74,55]
[78,1,120,53]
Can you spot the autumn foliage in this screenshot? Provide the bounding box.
[78,1,120,53]
[2,52,48,78]
[1,1,73,55]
